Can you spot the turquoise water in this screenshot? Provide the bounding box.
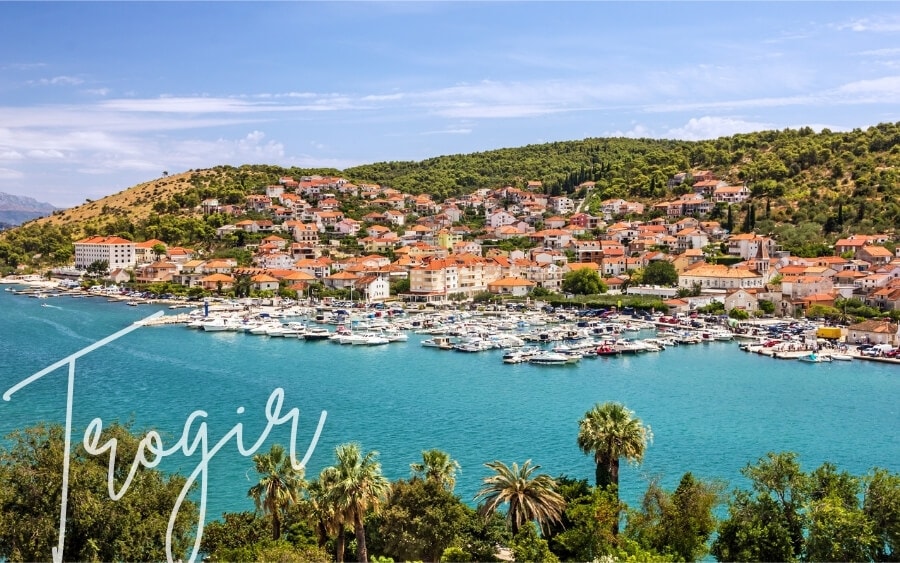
[1,288,898,523]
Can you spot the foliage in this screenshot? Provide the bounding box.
[474,459,566,536]
[325,442,390,563]
[713,452,900,562]
[410,449,461,491]
[625,472,724,561]
[545,480,623,561]
[729,308,750,320]
[511,522,559,563]
[562,267,607,295]
[864,468,900,561]
[0,423,197,562]
[758,299,776,314]
[366,478,470,563]
[642,260,678,286]
[247,443,306,541]
[577,403,652,493]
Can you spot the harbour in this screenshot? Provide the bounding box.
[0,285,897,523]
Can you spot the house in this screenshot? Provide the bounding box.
[134,239,167,264]
[857,245,894,266]
[713,185,751,203]
[487,209,518,229]
[74,236,136,270]
[325,271,359,290]
[200,273,235,292]
[486,277,537,297]
[251,273,280,293]
[355,275,390,302]
[846,319,899,346]
[678,263,764,290]
[106,268,131,284]
[135,261,178,283]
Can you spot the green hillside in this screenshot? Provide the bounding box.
[1,123,898,272]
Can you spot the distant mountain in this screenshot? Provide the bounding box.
[0,192,57,225]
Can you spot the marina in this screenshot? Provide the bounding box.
[0,283,897,522]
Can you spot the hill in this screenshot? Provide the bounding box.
[3,123,898,269]
[0,192,56,226]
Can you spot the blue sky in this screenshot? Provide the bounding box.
[2,2,900,208]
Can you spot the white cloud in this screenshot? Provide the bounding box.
[420,127,473,136]
[837,16,900,33]
[26,149,66,159]
[665,116,774,140]
[860,47,900,56]
[3,62,46,71]
[0,150,24,160]
[32,75,84,86]
[0,167,24,179]
[834,75,900,101]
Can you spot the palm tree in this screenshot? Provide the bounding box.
[307,466,350,561]
[410,449,461,491]
[577,401,652,494]
[474,459,566,536]
[329,442,390,563]
[247,443,306,540]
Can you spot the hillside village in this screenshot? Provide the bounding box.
[64,167,900,329]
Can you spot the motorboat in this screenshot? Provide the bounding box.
[528,351,579,365]
[798,352,832,363]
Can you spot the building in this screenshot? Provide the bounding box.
[74,236,136,270]
[486,277,537,297]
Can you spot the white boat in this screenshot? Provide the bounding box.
[201,317,231,332]
[828,353,853,361]
[421,336,455,349]
[798,352,832,363]
[303,327,332,340]
[528,351,580,365]
[453,338,493,352]
[349,333,390,346]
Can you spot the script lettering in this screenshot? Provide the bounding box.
[3,312,327,563]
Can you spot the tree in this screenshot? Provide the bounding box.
[742,451,808,558]
[410,449,461,491]
[626,472,723,561]
[328,443,389,563]
[863,468,900,561]
[577,402,652,495]
[367,478,470,562]
[306,467,349,561]
[642,260,678,286]
[511,522,559,563]
[474,460,566,536]
[546,479,622,561]
[248,443,306,541]
[562,267,606,295]
[712,489,795,562]
[712,451,808,561]
[86,259,109,277]
[0,423,197,562]
[151,242,167,261]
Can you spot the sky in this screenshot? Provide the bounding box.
[2,2,900,208]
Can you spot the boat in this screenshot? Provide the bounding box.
[828,353,853,361]
[798,352,832,363]
[595,344,621,357]
[528,351,580,365]
[201,317,232,332]
[501,346,542,364]
[302,326,332,340]
[421,336,455,350]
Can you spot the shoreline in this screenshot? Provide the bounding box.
[8,275,897,366]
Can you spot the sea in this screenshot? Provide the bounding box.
[1,287,898,525]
